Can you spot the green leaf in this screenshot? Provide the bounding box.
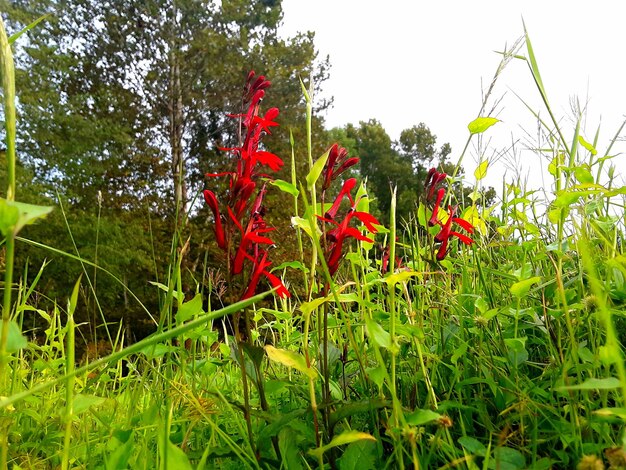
[309,430,376,460]
[405,409,440,426]
[148,281,181,301]
[8,14,49,44]
[468,117,499,135]
[105,430,134,470]
[504,337,528,367]
[306,148,331,191]
[490,447,525,470]
[175,293,204,324]
[279,427,304,470]
[166,441,193,470]
[338,440,377,470]
[557,377,622,391]
[265,345,316,380]
[73,394,106,415]
[0,321,27,352]
[271,260,309,273]
[474,160,489,180]
[299,296,329,317]
[574,166,594,184]
[364,315,392,350]
[510,276,541,298]
[0,199,53,236]
[458,436,487,457]
[291,213,321,239]
[578,136,598,156]
[366,364,386,389]
[385,271,422,286]
[269,179,299,197]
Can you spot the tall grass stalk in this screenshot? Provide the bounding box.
[0,16,16,469]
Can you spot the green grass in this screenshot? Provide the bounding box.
[2,18,626,470]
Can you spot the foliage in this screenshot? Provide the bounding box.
[2,13,626,470]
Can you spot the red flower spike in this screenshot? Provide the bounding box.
[325,178,357,219]
[428,188,446,227]
[426,168,447,201]
[322,144,359,191]
[203,190,226,250]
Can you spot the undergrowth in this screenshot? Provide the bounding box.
[1,15,626,470]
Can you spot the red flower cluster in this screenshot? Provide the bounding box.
[425,168,474,261]
[204,71,289,300]
[318,149,380,276]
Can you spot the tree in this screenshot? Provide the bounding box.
[1,0,331,340]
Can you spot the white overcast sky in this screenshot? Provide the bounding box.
[279,0,626,189]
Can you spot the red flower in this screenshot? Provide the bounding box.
[322,144,360,191]
[428,188,446,227]
[425,168,447,201]
[325,178,357,219]
[240,251,290,300]
[433,205,474,261]
[203,190,226,250]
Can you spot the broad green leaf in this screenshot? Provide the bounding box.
[578,135,598,156]
[574,166,594,184]
[338,440,377,470]
[468,117,499,135]
[269,179,299,197]
[306,148,330,190]
[265,345,316,380]
[175,293,204,324]
[105,430,134,470]
[491,447,525,470]
[557,377,622,391]
[73,394,106,415]
[458,436,487,457]
[291,215,321,239]
[385,270,422,286]
[366,364,386,389]
[309,430,376,459]
[474,160,489,180]
[417,203,427,228]
[510,276,541,298]
[279,427,304,470]
[364,315,392,350]
[355,181,370,213]
[166,441,193,470]
[0,321,27,352]
[0,199,53,236]
[504,337,528,367]
[0,199,19,235]
[299,296,329,317]
[271,260,309,273]
[405,409,440,426]
[594,407,626,420]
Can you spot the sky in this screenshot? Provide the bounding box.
[279,0,626,190]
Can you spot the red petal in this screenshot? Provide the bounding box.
[255,151,284,171]
[452,217,474,233]
[451,232,474,245]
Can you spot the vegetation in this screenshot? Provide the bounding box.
[1,5,626,470]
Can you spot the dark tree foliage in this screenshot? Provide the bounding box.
[1,0,330,341]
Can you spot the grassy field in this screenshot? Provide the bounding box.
[2,17,626,470]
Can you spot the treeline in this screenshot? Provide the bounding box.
[1,0,491,343]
